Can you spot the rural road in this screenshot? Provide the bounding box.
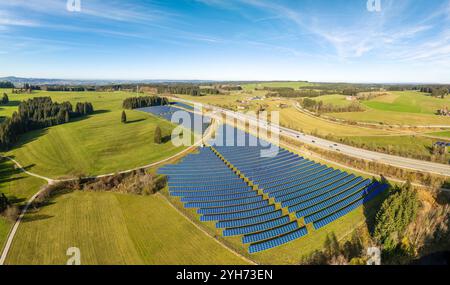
[0,119,217,265]
[170,96,450,177]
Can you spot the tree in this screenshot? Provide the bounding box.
[65,110,70,123]
[0,192,8,213]
[121,110,127,123]
[154,126,162,144]
[0,97,94,150]
[374,182,419,251]
[122,96,169,110]
[1,93,9,104]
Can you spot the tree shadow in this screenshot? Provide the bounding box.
[413,251,450,265]
[0,100,21,108]
[4,196,26,204]
[8,128,49,151]
[126,118,146,124]
[93,109,110,115]
[363,177,391,235]
[162,135,172,143]
[0,158,35,182]
[21,214,54,223]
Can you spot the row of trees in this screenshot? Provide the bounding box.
[122,96,168,109]
[0,97,94,150]
[156,85,221,96]
[43,86,95,92]
[419,87,449,98]
[300,98,364,113]
[75,102,94,116]
[263,87,339,98]
[0,81,14,88]
[302,181,449,265]
[373,182,419,253]
[219,85,242,91]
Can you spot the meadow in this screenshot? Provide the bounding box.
[177,88,448,164]
[164,179,386,265]
[241,81,314,91]
[0,159,46,251]
[0,90,191,178]
[329,91,450,126]
[428,131,450,139]
[310,94,356,107]
[1,83,447,265]
[5,190,249,265]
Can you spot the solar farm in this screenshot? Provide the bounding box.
[159,125,388,254]
[137,104,210,134]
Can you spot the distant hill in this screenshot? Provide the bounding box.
[0,76,215,86]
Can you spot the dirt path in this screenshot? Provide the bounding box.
[0,119,219,265]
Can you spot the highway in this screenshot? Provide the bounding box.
[169,96,450,177]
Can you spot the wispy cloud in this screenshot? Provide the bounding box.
[210,0,450,64]
[0,10,40,29]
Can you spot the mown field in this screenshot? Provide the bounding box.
[329,91,450,126]
[241,81,314,91]
[0,90,191,178]
[310,94,356,107]
[5,190,249,265]
[428,131,450,139]
[177,89,449,163]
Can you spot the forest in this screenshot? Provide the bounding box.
[122,96,169,109]
[0,97,94,150]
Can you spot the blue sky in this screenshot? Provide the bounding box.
[1,0,450,83]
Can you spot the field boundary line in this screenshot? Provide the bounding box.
[294,101,450,130]
[233,121,448,192]
[280,139,450,192]
[157,193,258,265]
[0,185,48,265]
[0,119,217,265]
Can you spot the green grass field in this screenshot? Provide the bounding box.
[164,182,385,265]
[5,191,249,265]
[277,106,393,137]
[330,91,450,126]
[0,159,46,251]
[338,135,450,160]
[241,81,314,91]
[428,131,450,139]
[0,90,191,178]
[311,94,356,107]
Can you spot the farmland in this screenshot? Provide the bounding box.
[328,91,450,126]
[241,81,314,91]
[176,88,450,163]
[0,90,191,178]
[5,190,249,265]
[0,82,448,265]
[0,158,46,250]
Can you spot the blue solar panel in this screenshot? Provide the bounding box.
[159,124,387,254]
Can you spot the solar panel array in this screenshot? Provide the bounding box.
[435,141,450,147]
[158,124,387,253]
[171,102,195,111]
[137,104,210,134]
